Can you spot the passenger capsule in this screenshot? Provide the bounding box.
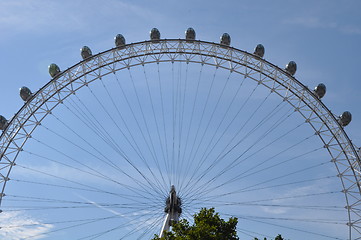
[19,86,32,101]
[0,115,7,130]
[254,44,265,58]
[339,111,352,126]
[185,27,196,40]
[81,46,92,60]
[150,28,160,41]
[48,63,61,78]
[285,61,297,76]
[114,34,126,48]
[314,83,326,99]
[220,33,231,46]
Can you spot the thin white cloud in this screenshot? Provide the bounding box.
[0,0,160,34]
[340,25,361,35]
[11,161,137,189]
[286,17,337,29]
[261,178,335,215]
[285,16,361,35]
[0,211,53,240]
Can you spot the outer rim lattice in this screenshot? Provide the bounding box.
[0,39,360,239]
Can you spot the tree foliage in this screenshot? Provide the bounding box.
[254,235,284,240]
[152,208,239,240]
[153,207,285,240]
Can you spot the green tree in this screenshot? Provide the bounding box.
[153,208,286,240]
[275,235,284,240]
[152,207,239,240]
[254,234,284,240]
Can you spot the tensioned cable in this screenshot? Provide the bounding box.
[183,94,304,197]
[32,123,146,187]
[177,63,205,191]
[47,109,159,197]
[182,95,294,197]
[99,76,165,177]
[66,86,132,158]
[63,95,121,154]
[171,62,176,184]
[61,92,164,196]
[23,216,122,240]
[26,134,157,199]
[180,76,267,194]
[3,194,161,211]
[180,67,233,192]
[192,128,315,197]
[2,42,352,239]
[173,60,182,188]
[233,175,336,194]
[24,207,161,240]
[182,66,219,177]
[98,75,170,196]
[10,178,124,195]
[208,201,344,212]
[117,210,164,239]
[193,160,330,203]
[5,206,162,239]
[195,162,334,206]
[75,210,163,240]
[202,98,290,167]
[175,61,190,189]
[183,191,342,224]
[1,215,120,229]
[142,64,169,188]
[18,149,157,200]
[239,214,345,225]
[134,213,165,240]
[4,194,160,209]
[185,70,233,175]
[115,68,169,192]
[236,227,273,240]
[232,191,338,205]
[85,82,166,195]
[232,214,344,240]
[211,147,322,193]
[73,83,163,197]
[12,164,163,207]
[239,160,329,193]
[191,145,323,199]
[157,63,171,187]
[178,71,249,193]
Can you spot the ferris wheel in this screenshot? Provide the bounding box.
[0,28,360,240]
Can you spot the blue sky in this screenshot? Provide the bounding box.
[1,0,360,141]
[0,0,361,239]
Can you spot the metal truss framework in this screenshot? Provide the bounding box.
[0,39,360,238]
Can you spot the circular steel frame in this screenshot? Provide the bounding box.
[0,39,360,238]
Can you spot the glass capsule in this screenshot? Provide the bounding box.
[254,44,265,58]
[48,63,61,78]
[19,86,32,101]
[339,111,352,126]
[150,28,160,42]
[81,46,92,60]
[115,34,126,48]
[314,83,326,99]
[0,115,7,130]
[185,28,196,40]
[220,33,231,46]
[285,61,297,76]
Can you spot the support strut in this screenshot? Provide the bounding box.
[159,185,182,238]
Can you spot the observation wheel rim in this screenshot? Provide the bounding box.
[0,38,360,239]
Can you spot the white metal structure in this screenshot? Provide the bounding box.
[159,185,181,237]
[0,30,360,239]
